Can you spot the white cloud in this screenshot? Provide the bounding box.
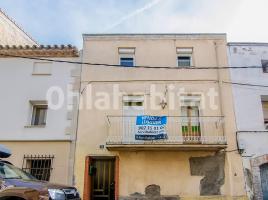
[103,0,268,42]
[103,0,164,32]
[1,0,268,46]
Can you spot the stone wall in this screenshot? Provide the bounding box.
[119,185,180,200]
[189,152,225,196]
[251,154,268,200]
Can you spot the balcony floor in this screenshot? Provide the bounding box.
[106,142,227,151]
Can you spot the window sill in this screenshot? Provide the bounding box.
[32,73,52,76]
[24,125,46,128]
[177,65,193,68]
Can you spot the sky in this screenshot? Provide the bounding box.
[1,0,268,48]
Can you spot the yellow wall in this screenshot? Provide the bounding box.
[119,151,212,196]
[1,141,71,184]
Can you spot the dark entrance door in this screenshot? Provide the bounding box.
[260,163,268,200]
[90,158,115,200]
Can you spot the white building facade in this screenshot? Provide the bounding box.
[0,9,37,46]
[228,43,268,200]
[0,45,81,185]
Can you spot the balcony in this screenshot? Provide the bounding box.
[106,116,227,150]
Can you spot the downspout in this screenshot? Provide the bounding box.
[214,41,225,136]
[214,41,234,195]
[70,49,83,185]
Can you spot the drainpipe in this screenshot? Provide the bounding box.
[214,42,225,136]
[214,41,234,195]
[69,49,83,186]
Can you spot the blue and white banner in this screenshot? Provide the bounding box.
[135,115,168,140]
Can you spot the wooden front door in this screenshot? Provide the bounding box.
[90,158,115,200]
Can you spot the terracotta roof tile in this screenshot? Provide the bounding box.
[0,45,79,57]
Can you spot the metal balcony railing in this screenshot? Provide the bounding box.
[106,116,226,146]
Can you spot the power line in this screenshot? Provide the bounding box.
[79,80,268,94]
[223,81,268,88]
[0,53,264,70]
[2,53,268,91]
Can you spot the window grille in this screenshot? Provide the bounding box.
[22,155,54,181]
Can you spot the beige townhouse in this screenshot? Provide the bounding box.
[74,34,247,200]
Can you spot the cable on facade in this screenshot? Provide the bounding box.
[223,81,268,88]
[2,53,268,92]
[0,53,264,70]
[219,149,241,153]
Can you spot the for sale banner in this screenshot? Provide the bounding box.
[135,115,167,140]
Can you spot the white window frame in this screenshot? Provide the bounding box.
[122,95,144,112]
[119,55,135,67]
[118,47,135,67]
[29,101,48,126]
[176,47,193,67]
[32,62,52,75]
[261,97,268,129]
[180,95,203,136]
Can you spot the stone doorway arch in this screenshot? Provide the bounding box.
[251,154,268,200]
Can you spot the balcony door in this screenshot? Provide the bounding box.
[181,105,201,143]
[122,96,144,142]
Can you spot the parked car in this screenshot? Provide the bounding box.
[0,145,80,200]
[0,187,40,200]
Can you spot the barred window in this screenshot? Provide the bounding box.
[22,155,54,181]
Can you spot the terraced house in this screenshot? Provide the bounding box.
[0,8,82,186]
[228,43,268,200]
[74,34,247,200]
[0,45,81,184]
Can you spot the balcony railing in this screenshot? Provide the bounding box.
[106,116,226,148]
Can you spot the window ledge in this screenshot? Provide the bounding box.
[32,73,52,76]
[24,125,46,128]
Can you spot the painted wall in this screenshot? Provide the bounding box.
[0,10,37,46]
[228,44,268,131]
[119,151,220,197]
[0,57,80,140]
[75,34,246,199]
[228,43,268,156]
[0,56,81,184]
[1,141,71,184]
[228,43,268,200]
